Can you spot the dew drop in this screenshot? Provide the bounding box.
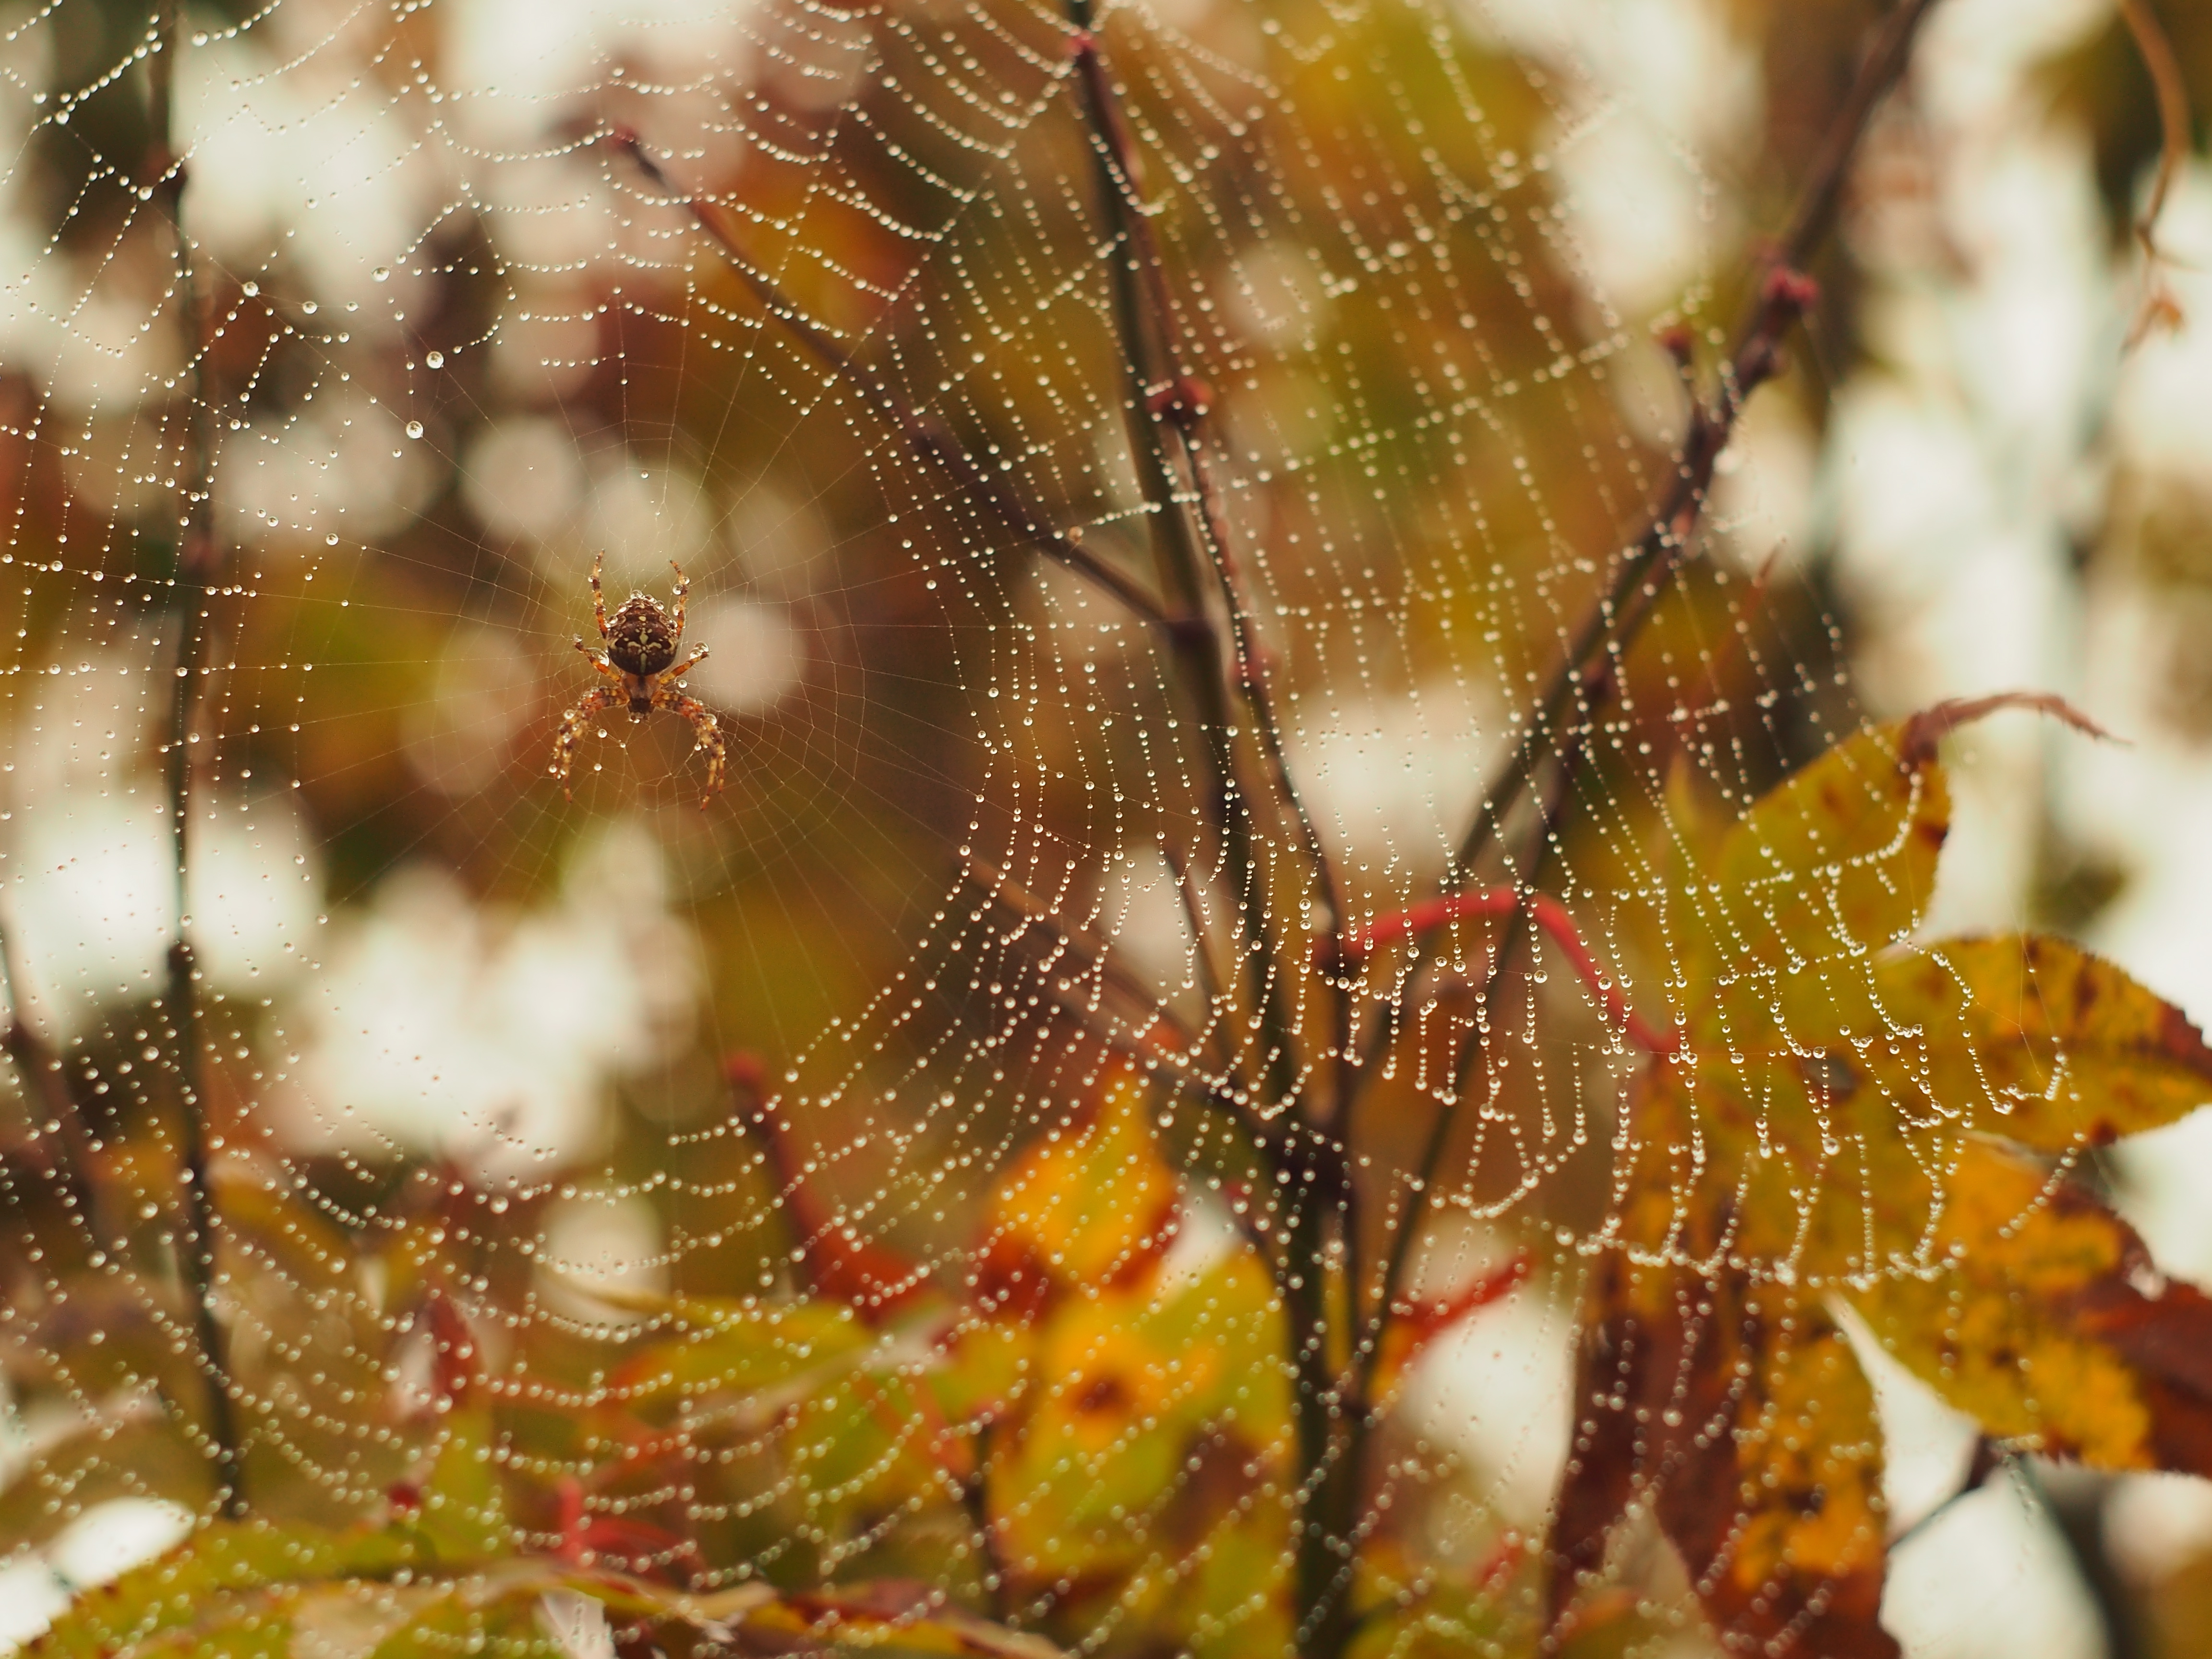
[405,421,424,440]
[426,350,444,369]
[373,266,391,282]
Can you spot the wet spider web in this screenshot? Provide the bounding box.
[0,0,1887,1649]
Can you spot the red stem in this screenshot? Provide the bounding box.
[1330,890,1678,1057]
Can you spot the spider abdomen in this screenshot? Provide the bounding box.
[606,595,679,677]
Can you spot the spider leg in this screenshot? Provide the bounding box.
[551,684,623,801]
[590,551,609,640]
[573,638,621,677]
[668,559,689,640]
[652,684,727,809]
[669,643,710,677]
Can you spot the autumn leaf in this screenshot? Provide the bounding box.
[974,1064,1182,1319]
[1624,697,2212,1276]
[1852,1137,2212,1474]
[992,1251,1286,1580]
[30,1510,1065,1659]
[1552,697,2212,1654]
[1551,1251,1894,1658]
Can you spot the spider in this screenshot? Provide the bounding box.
[552,552,727,808]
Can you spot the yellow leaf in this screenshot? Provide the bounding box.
[1869,934,2212,1151]
[976,1067,1180,1317]
[1708,716,1947,982]
[1850,1139,2212,1474]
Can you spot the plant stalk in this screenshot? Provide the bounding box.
[148,0,246,1520]
[1059,11,1362,1654]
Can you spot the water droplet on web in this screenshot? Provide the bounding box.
[426,350,444,369]
[373,266,390,282]
[405,421,424,440]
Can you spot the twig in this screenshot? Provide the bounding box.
[956,858,1313,1181]
[960,1415,1012,1624]
[1362,722,1588,1395]
[2116,0,2190,344]
[1454,0,1945,880]
[606,130,1171,630]
[1160,839,1238,1077]
[1440,265,1821,898]
[147,0,245,1520]
[1348,0,1943,1106]
[1330,888,1677,1057]
[1064,31,1344,942]
[1332,11,1950,1618]
[1058,19,1353,1651]
[0,921,110,1241]
[1055,6,1302,1125]
[1062,20,1354,1140]
[958,857,1215,1070]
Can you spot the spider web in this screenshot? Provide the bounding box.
[0,0,1903,1650]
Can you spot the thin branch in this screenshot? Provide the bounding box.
[147,0,245,1520]
[1330,888,1677,1057]
[1441,264,1821,897]
[1454,0,1946,880]
[1767,0,1947,276]
[959,1415,1012,1624]
[955,858,1283,1159]
[2117,0,2191,344]
[0,921,110,1242]
[1347,0,1943,1110]
[1065,31,1344,940]
[1160,839,1238,1077]
[958,856,1211,1061]
[1058,23,1353,1650]
[1055,11,1305,1140]
[1063,23,1357,1157]
[606,131,1171,630]
[1338,737,1590,1604]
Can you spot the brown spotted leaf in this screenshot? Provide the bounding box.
[974,1065,1181,1319]
[1551,1251,1895,1657]
[1852,1139,2212,1475]
[1623,703,2211,1278]
[1865,935,2212,1153]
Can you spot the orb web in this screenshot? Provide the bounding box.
[0,0,1944,1652]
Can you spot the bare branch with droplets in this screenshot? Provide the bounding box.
[607,128,1173,632]
[147,0,246,1522]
